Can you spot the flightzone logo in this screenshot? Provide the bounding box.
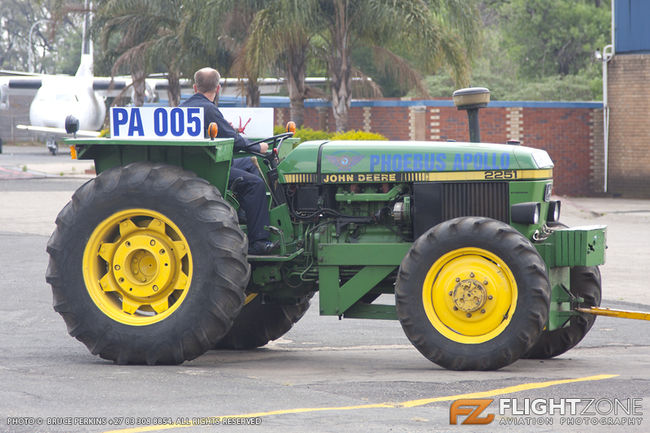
[450,398,644,426]
[450,399,494,425]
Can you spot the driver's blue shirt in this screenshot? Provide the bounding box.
[179,92,270,244]
[180,93,261,153]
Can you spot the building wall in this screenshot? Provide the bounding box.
[0,95,34,144]
[275,102,604,196]
[607,54,650,197]
[2,92,606,197]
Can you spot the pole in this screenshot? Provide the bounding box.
[28,20,49,73]
[602,45,613,193]
[467,109,481,143]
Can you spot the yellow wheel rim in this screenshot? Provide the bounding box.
[422,247,517,344]
[82,209,193,326]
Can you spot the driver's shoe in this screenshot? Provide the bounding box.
[248,240,277,255]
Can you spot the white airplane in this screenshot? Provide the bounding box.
[1,1,107,155]
[0,1,296,155]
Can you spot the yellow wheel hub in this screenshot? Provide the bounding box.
[83,209,192,326]
[422,247,517,344]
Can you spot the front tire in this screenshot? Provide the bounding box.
[396,217,550,370]
[46,162,249,364]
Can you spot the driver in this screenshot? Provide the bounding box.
[180,67,275,255]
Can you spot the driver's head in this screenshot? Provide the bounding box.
[193,67,221,98]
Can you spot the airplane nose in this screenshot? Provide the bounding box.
[30,99,76,129]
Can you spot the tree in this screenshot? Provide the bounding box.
[500,0,610,78]
[183,0,268,107]
[1,0,84,74]
[94,0,188,106]
[246,1,316,126]
[247,0,479,131]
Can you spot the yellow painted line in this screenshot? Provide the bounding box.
[102,373,617,433]
[398,374,617,408]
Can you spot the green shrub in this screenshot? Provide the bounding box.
[330,130,387,141]
[294,127,332,142]
[274,126,330,141]
[273,126,387,143]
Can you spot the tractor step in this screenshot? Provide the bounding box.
[577,306,650,321]
[247,248,304,262]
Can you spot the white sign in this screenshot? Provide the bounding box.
[111,107,204,140]
[220,107,274,138]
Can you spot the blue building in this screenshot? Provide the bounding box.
[615,0,650,53]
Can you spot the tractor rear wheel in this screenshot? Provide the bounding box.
[522,265,601,359]
[214,293,312,349]
[396,217,550,370]
[46,162,249,364]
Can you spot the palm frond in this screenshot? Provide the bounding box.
[371,46,430,97]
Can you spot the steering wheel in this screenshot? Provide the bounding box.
[243,132,294,158]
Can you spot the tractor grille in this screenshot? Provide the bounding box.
[442,182,509,223]
[412,181,510,238]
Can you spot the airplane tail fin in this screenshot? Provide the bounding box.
[75,0,93,78]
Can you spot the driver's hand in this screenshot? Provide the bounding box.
[258,142,269,153]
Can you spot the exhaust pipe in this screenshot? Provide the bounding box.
[452,87,490,143]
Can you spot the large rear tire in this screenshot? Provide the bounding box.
[46,162,249,364]
[215,293,312,349]
[396,217,550,370]
[522,265,601,359]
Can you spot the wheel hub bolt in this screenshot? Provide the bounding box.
[481,309,486,314]
[483,280,488,285]
[153,285,159,292]
[449,291,453,296]
[453,306,458,311]
[455,277,460,282]
[114,264,121,270]
[488,295,493,300]
[466,313,472,318]
[470,272,475,278]
[150,240,156,246]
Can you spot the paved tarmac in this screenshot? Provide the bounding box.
[1,145,649,433]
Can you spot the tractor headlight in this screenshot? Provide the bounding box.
[544,183,553,202]
[547,200,561,223]
[511,202,540,225]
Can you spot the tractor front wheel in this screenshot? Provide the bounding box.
[396,217,550,370]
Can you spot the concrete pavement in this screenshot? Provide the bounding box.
[0,145,94,179]
[1,145,650,432]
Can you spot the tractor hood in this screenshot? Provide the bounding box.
[277,140,554,184]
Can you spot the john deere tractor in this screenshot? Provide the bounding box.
[46,88,605,370]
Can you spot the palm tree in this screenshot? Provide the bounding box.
[183,0,268,106]
[246,2,316,126]
[248,0,479,131]
[94,0,187,106]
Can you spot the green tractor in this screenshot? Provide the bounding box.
[46,88,605,370]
